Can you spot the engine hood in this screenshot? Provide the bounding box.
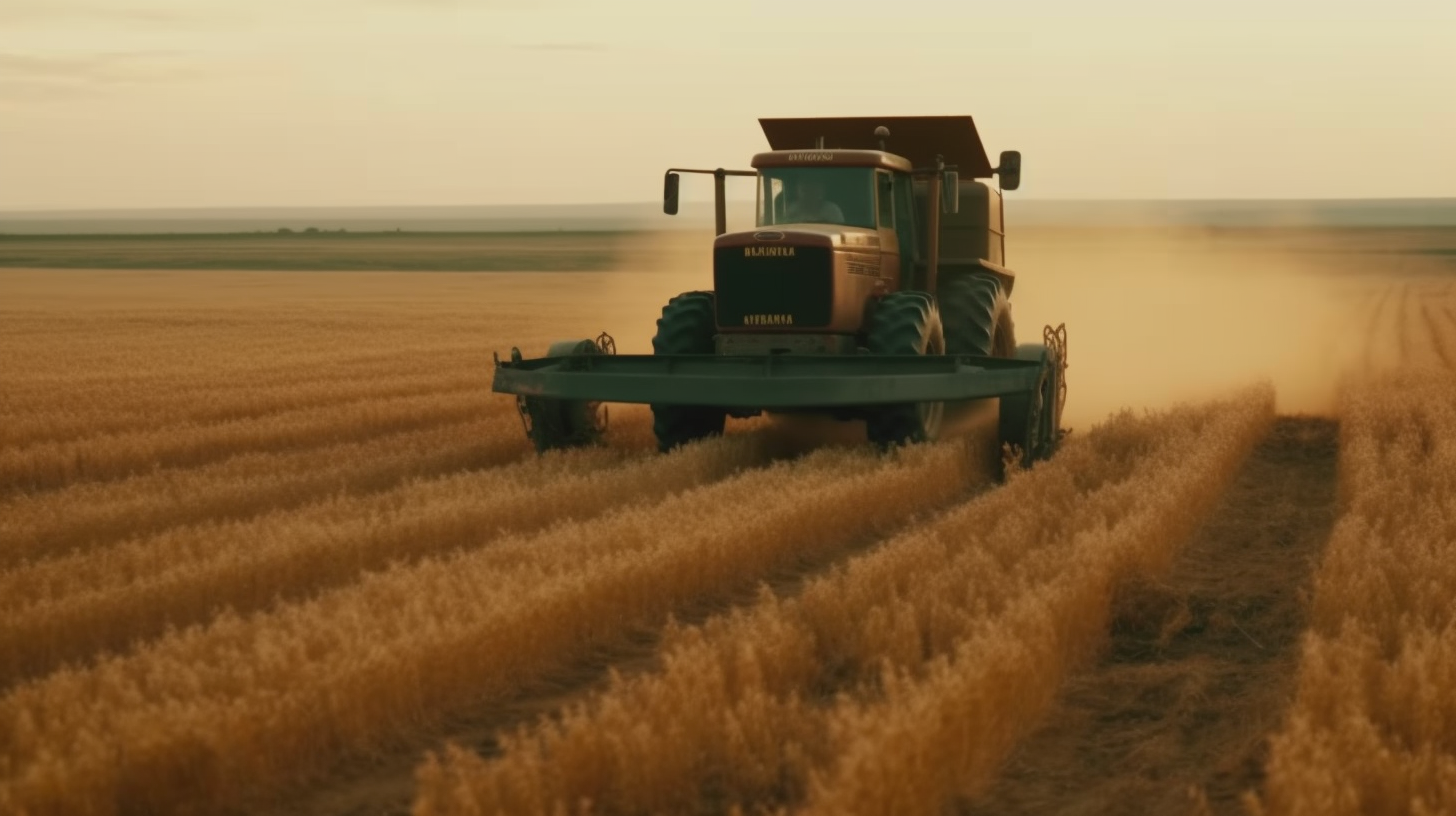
[713,225,882,252]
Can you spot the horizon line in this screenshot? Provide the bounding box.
[4,196,1456,216]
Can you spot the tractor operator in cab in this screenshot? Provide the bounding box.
[786,177,845,224]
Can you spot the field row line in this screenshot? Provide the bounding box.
[0,410,709,688]
[0,371,493,449]
[1255,371,1456,815]
[0,357,503,445]
[1432,302,1456,370]
[0,388,511,497]
[0,339,492,408]
[1359,286,1394,372]
[412,385,1276,816]
[0,415,526,565]
[0,436,991,815]
[0,328,511,396]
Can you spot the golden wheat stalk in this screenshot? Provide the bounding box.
[0,437,985,815]
[411,385,1274,816]
[0,414,713,688]
[0,417,513,565]
[1253,371,1456,816]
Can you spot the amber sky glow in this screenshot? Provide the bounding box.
[2,0,1452,209]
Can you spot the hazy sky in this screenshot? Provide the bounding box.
[2,0,1452,209]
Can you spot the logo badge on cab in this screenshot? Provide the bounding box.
[753,231,785,241]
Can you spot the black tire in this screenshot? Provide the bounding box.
[520,396,604,453]
[651,292,726,452]
[998,343,1062,472]
[864,291,945,449]
[939,272,1015,357]
[518,338,609,453]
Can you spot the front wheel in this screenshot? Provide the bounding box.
[650,291,727,452]
[864,291,946,449]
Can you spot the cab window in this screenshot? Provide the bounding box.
[756,167,876,229]
[876,171,895,229]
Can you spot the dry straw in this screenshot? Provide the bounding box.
[0,435,986,815]
[0,388,501,495]
[0,416,670,687]
[0,416,517,565]
[412,385,1274,816]
[1253,366,1456,816]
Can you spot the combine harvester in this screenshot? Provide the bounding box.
[493,115,1067,467]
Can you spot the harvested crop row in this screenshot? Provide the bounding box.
[0,334,485,396]
[1395,285,1442,371]
[1432,298,1456,369]
[0,367,490,448]
[0,412,733,686]
[1366,283,1412,372]
[1255,371,1456,816]
[0,438,989,816]
[0,388,508,496]
[0,295,595,393]
[412,385,1275,816]
[1394,285,1415,365]
[1418,302,1453,370]
[0,307,495,352]
[0,308,551,387]
[1358,286,1395,371]
[0,405,654,566]
[0,327,588,444]
[0,405,653,602]
[0,318,530,375]
[0,416,529,564]
[0,338,503,418]
[0,307,568,380]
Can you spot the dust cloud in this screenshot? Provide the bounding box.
[1009,228,1376,425]
[581,227,1385,426]
[589,229,725,354]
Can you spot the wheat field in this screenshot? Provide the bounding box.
[1,239,1454,815]
[1253,362,1456,812]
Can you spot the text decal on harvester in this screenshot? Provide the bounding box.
[786,152,834,162]
[744,314,794,326]
[744,247,796,258]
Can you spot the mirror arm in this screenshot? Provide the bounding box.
[663,167,756,235]
[666,168,756,177]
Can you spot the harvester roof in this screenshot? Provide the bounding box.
[758,116,995,178]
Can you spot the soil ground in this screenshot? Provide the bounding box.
[959,417,1340,816]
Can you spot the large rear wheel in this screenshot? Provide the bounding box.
[939,271,1015,357]
[865,291,945,449]
[651,292,727,452]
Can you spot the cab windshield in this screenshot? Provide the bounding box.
[757,167,876,229]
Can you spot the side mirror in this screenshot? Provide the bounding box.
[997,150,1022,191]
[663,172,680,215]
[941,170,959,214]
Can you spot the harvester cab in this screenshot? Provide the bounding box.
[493,115,1066,470]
